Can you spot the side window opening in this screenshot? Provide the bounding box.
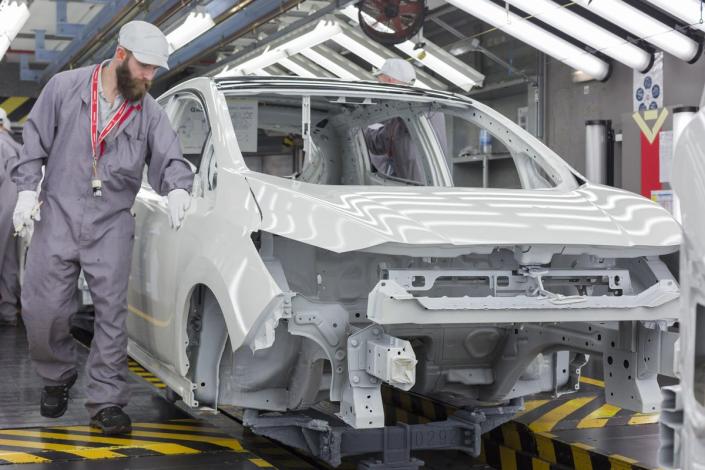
[170,94,211,174]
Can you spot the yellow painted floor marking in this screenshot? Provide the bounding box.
[628,413,660,425]
[514,399,550,417]
[534,432,557,463]
[530,396,597,433]
[499,444,518,470]
[0,438,125,459]
[57,426,246,452]
[249,457,275,468]
[132,422,220,433]
[0,450,51,464]
[577,404,621,429]
[609,454,640,470]
[501,423,522,451]
[571,442,594,470]
[0,430,199,456]
[154,383,167,389]
[579,376,605,388]
[532,457,551,470]
[0,97,28,115]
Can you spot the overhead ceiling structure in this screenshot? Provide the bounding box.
[443,0,704,81]
[214,9,484,91]
[2,0,705,115]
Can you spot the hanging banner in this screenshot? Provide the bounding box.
[633,52,663,112]
[633,108,669,198]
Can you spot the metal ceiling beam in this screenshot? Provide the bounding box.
[195,0,357,79]
[79,0,191,70]
[39,0,136,83]
[39,0,189,83]
[158,0,306,82]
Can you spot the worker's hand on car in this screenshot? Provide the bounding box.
[167,189,191,230]
[13,190,41,239]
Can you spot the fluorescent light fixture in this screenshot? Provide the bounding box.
[339,5,483,91]
[217,20,341,77]
[447,0,610,81]
[299,47,362,80]
[166,8,215,53]
[644,0,705,34]
[574,0,700,63]
[504,0,653,72]
[278,57,317,78]
[0,0,30,62]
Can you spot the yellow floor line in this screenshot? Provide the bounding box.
[0,450,51,464]
[0,430,199,455]
[579,376,605,388]
[571,442,595,470]
[249,457,275,468]
[0,438,125,459]
[56,426,246,452]
[499,444,518,470]
[514,399,550,417]
[577,403,621,429]
[532,457,551,470]
[132,422,220,433]
[628,413,660,425]
[530,396,597,433]
[609,454,640,470]
[534,432,557,464]
[501,424,522,451]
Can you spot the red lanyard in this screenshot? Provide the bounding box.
[89,64,138,161]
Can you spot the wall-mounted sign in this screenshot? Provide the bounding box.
[633,52,663,112]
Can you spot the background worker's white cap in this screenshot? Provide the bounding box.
[374,58,416,85]
[0,108,11,132]
[118,20,170,70]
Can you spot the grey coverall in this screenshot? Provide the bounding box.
[0,131,21,321]
[365,112,447,183]
[12,65,193,415]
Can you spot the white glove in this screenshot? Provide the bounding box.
[13,190,41,238]
[167,189,191,230]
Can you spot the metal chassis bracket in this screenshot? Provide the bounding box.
[243,399,523,468]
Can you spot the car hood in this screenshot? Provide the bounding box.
[244,173,681,254]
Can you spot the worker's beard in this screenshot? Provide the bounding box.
[116,58,151,102]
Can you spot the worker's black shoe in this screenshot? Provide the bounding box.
[40,373,78,418]
[90,406,132,435]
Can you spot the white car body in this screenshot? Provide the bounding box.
[660,109,705,470]
[126,77,681,431]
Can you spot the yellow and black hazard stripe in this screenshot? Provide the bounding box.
[0,96,36,125]
[380,383,659,470]
[128,358,167,389]
[482,421,654,470]
[0,419,276,466]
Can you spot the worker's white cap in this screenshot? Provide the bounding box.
[118,20,170,70]
[0,108,11,132]
[374,58,416,85]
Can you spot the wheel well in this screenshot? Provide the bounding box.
[185,284,229,407]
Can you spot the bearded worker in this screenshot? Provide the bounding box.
[11,21,193,435]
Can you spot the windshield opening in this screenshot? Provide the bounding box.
[224,92,570,190]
